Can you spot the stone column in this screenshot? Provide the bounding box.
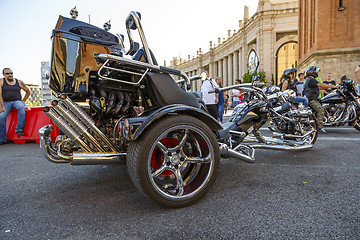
[222,57,228,86]
[209,62,214,78]
[214,61,218,78]
[227,54,233,86]
[233,51,239,81]
[239,48,244,78]
[218,60,223,81]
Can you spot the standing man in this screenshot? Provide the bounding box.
[0,68,31,145]
[201,71,220,122]
[303,66,340,134]
[323,73,336,96]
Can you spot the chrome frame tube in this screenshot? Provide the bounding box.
[250,143,313,151]
[96,53,191,87]
[272,129,316,139]
[126,11,153,65]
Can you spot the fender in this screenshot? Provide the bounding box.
[120,104,223,141]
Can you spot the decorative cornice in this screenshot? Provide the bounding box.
[171,0,298,69]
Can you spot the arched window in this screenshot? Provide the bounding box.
[276,42,298,85]
[248,50,258,74]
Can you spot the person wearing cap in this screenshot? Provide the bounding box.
[303,66,340,134]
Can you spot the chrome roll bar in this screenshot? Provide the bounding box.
[126,11,153,65]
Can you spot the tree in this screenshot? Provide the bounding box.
[242,70,266,83]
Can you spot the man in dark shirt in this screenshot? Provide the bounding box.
[323,73,337,96]
[0,68,31,144]
[303,66,340,133]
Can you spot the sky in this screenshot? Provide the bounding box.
[0,0,258,86]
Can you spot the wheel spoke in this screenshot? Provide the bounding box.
[169,129,189,152]
[174,169,185,196]
[182,137,211,163]
[185,154,211,163]
[152,164,168,178]
[156,141,168,154]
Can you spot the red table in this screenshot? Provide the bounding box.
[6,106,59,144]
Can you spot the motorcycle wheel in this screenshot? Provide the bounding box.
[353,116,360,131]
[302,113,319,145]
[127,115,220,208]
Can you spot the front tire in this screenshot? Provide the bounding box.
[353,115,360,131]
[127,115,220,207]
[302,113,319,145]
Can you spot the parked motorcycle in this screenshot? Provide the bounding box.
[320,76,360,131]
[39,11,256,207]
[211,61,318,151]
[262,87,318,145]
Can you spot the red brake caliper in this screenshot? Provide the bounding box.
[151,138,179,176]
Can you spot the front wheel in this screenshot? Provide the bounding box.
[300,113,319,145]
[353,115,360,131]
[127,115,220,207]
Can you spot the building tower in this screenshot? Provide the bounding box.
[298,0,360,82]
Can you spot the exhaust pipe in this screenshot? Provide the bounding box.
[39,124,70,163]
[43,106,92,152]
[219,143,255,163]
[51,100,107,153]
[250,143,313,151]
[59,94,119,152]
[71,153,126,165]
[39,124,126,165]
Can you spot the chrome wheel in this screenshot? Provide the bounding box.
[127,115,219,207]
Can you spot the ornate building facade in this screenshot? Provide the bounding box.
[298,0,360,83]
[168,0,299,91]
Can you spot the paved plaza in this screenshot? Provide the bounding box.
[1,126,360,239]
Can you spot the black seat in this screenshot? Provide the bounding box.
[150,73,199,108]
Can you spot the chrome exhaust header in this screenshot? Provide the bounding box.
[59,94,118,152]
[40,94,124,165]
[51,100,107,153]
[39,125,126,165]
[43,106,93,152]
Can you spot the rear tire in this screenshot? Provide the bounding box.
[127,115,220,207]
